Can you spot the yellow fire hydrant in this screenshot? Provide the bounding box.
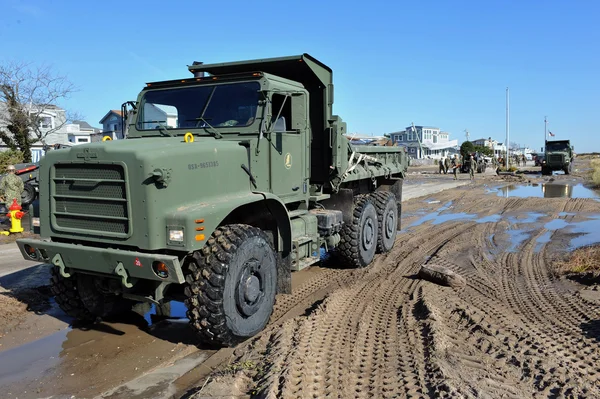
[1,199,25,235]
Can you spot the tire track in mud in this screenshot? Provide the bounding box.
[419,198,600,397]
[188,191,600,398]
[246,224,465,399]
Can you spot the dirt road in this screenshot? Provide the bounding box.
[1,160,600,398]
[191,164,600,398]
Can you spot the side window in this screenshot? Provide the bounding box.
[271,93,292,132]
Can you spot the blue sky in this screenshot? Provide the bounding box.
[1,0,598,152]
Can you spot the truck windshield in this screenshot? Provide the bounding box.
[546,142,569,151]
[137,82,260,131]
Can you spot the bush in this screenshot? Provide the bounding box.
[555,245,600,274]
[591,159,600,187]
[0,150,25,173]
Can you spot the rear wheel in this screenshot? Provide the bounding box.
[337,196,379,267]
[184,224,277,346]
[372,192,398,253]
[21,183,36,206]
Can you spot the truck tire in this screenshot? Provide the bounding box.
[21,183,36,207]
[184,224,277,346]
[564,164,571,175]
[337,196,379,268]
[50,267,95,321]
[76,273,134,318]
[372,192,397,253]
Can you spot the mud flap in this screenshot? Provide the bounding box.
[277,252,292,294]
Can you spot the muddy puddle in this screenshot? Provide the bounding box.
[406,206,600,253]
[0,302,201,399]
[493,182,600,199]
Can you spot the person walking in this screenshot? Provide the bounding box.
[438,158,445,174]
[469,154,475,179]
[463,153,475,180]
[451,155,459,180]
[0,165,24,206]
[444,156,450,174]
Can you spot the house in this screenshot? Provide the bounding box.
[66,120,102,145]
[472,137,507,158]
[98,110,125,140]
[388,126,458,159]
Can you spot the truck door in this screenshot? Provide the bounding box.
[268,93,308,202]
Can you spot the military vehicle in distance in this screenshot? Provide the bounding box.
[17,54,408,346]
[541,139,574,175]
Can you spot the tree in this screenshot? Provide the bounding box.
[0,62,79,162]
[460,141,475,158]
[474,145,493,157]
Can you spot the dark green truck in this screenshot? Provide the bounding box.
[17,54,408,346]
[541,139,574,175]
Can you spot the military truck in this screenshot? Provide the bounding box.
[16,54,408,346]
[541,139,574,175]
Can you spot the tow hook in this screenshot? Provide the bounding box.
[115,262,134,288]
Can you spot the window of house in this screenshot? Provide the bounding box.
[77,137,90,143]
[113,124,118,131]
[39,116,53,129]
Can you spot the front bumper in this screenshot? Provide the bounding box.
[16,239,185,284]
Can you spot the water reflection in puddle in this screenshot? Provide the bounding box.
[494,183,599,199]
[0,328,69,387]
[569,216,600,248]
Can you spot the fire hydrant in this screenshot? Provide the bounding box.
[1,199,25,235]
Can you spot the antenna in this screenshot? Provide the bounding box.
[464,129,470,141]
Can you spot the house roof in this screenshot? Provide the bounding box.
[99,110,123,124]
[73,120,101,131]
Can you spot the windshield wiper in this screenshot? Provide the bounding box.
[192,87,223,139]
[156,125,174,137]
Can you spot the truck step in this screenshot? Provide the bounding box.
[291,256,320,271]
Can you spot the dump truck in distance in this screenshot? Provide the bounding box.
[542,139,574,175]
[17,54,408,346]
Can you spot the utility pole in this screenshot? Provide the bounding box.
[464,129,470,141]
[544,116,548,149]
[412,122,424,159]
[506,87,510,168]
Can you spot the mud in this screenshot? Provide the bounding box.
[188,159,600,398]
[2,159,600,398]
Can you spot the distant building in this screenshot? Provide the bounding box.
[388,126,458,159]
[98,110,125,140]
[471,137,507,158]
[66,120,102,145]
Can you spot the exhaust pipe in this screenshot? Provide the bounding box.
[191,61,204,78]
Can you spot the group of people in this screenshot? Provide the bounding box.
[0,165,24,206]
[438,154,476,180]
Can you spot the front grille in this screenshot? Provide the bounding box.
[548,154,563,164]
[51,163,131,237]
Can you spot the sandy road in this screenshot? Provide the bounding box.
[191,166,600,398]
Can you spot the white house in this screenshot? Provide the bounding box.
[389,126,458,159]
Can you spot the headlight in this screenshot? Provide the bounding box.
[32,217,40,227]
[169,229,184,242]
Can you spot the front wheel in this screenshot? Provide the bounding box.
[184,224,277,346]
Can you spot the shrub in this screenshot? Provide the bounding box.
[591,159,600,187]
[0,150,24,172]
[555,245,600,275]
